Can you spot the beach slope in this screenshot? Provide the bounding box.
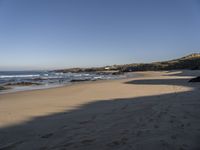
[0,71,200,150]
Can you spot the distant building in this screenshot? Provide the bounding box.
[104,66,118,70]
[105,67,110,70]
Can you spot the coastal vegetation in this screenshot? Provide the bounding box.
[56,53,200,73]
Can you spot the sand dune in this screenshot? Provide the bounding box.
[0,70,199,150]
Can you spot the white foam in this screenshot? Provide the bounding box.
[0,74,40,78]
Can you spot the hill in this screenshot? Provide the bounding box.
[55,53,200,73]
[119,53,200,72]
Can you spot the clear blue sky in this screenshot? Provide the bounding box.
[0,0,199,70]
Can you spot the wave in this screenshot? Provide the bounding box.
[0,74,40,78]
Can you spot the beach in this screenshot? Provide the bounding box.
[0,70,200,149]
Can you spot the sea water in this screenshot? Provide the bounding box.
[0,71,123,93]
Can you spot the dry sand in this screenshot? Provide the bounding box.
[0,70,199,150]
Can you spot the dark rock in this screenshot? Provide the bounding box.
[112,71,123,75]
[41,133,53,139]
[189,76,200,82]
[70,79,91,82]
[0,86,8,91]
[5,82,42,86]
[191,66,200,70]
[32,78,48,81]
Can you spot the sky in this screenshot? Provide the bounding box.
[0,0,199,70]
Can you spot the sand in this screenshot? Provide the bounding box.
[0,70,199,150]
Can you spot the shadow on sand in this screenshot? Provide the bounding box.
[0,78,200,150]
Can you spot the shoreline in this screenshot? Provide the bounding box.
[0,72,140,95]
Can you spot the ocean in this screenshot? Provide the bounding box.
[0,71,123,93]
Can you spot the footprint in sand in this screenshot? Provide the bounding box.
[169,119,174,124]
[180,124,185,129]
[186,122,191,127]
[140,122,146,127]
[154,124,159,128]
[170,115,176,118]
[79,120,91,124]
[148,118,154,122]
[183,116,187,119]
[160,140,169,148]
[41,133,53,139]
[107,137,128,147]
[91,115,97,120]
[0,141,24,150]
[179,146,186,150]
[120,129,129,135]
[157,114,161,118]
[121,104,128,110]
[81,139,95,144]
[136,130,142,137]
[79,115,97,125]
[171,135,177,140]
[63,142,73,147]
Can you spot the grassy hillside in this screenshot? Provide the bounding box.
[55,53,200,73]
[119,53,200,72]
